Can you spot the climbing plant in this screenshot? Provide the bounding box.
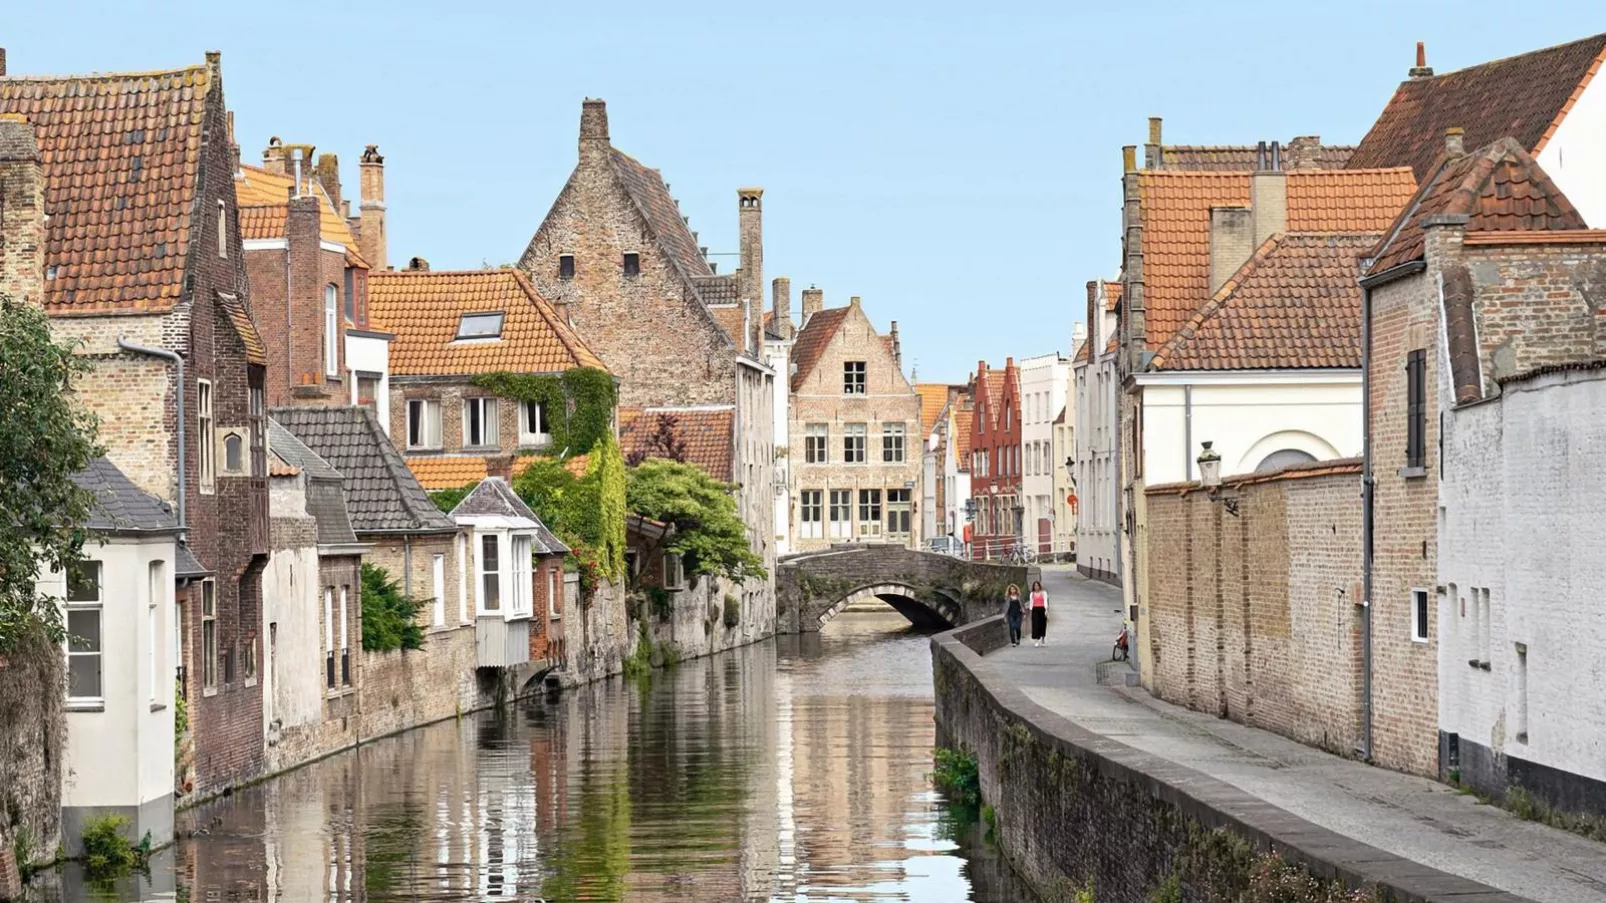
[511,435,627,587]
[470,367,618,457]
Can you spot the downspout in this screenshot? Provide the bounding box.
[119,337,186,538]
[404,535,413,597]
[1113,357,1124,588]
[1183,384,1194,481]
[1360,281,1375,761]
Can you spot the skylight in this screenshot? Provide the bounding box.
[456,312,505,340]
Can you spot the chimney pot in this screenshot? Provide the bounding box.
[1410,41,1434,78]
[0,48,7,77]
[408,256,429,272]
[1270,140,1281,171]
[1417,41,1426,68]
[1147,117,1162,145]
[1256,140,1268,170]
[1122,145,1136,173]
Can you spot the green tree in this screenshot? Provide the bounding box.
[0,294,100,649]
[360,563,426,652]
[625,459,766,583]
[428,482,479,514]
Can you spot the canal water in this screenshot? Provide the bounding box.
[93,608,1031,901]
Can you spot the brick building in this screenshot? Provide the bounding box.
[517,98,774,626]
[787,296,921,550]
[916,383,964,544]
[968,359,1021,559]
[1360,135,1593,777]
[2,52,270,796]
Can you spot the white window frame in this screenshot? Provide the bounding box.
[338,585,350,687]
[66,560,104,707]
[828,489,853,538]
[198,379,215,494]
[510,534,533,617]
[478,533,502,615]
[843,361,866,394]
[324,284,339,377]
[323,586,335,690]
[800,489,824,539]
[887,488,912,536]
[217,200,227,258]
[463,397,500,449]
[201,578,218,692]
[148,561,165,706]
[882,423,906,463]
[548,566,561,620]
[518,400,550,448]
[858,489,883,537]
[432,553,446,627]
[1411,587,1429,643]
[407,398,443,450]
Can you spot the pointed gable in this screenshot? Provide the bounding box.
[789,306,851,392]
[1348,34,1606,181]
[610,149,714,282]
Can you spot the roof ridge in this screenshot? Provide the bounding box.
[1426,31,1606,79]
[0,63,209,83]
[510,267,595,369]
[370,267,522,278]
[355,405,452,530]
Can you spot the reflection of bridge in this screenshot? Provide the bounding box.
[776,544,1036,633]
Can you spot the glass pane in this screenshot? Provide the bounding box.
[203,581,215,616]
[67,562,101,602]
[68,609,100,652]
[483,574,500,610]
[456,312,505,339]
[69,653,101,699]
[482,535,499,572]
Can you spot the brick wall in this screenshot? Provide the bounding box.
[0,125,44,307]
[389,379,542,458]
[1461,243,1606,380]
[0,631,64,885]
[1146,463,1364,754]
[251,233,354,407]
[970,361,1023,557]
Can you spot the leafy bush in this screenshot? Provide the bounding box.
[931,747,980,806]
[361,564,426,652]
[429,482,479,514]
[80,814,142,880]
[722,594,741,630]
[625,459,767,583]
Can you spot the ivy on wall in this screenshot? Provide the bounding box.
[470,367,618,457]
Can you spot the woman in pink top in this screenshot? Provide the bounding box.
[1028,580,1049,646]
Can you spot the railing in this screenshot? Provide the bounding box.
[964,536,1077,564]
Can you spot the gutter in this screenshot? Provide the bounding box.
[118,337,186,540]
[1359,275,1377,762]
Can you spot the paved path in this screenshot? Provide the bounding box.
[987,565,1606,903]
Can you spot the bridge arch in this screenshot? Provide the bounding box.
[815,581,963,630]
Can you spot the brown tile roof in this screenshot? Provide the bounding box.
[407,456,488,490]
[610,148,713,282]
[1152,233,1375,371]
[708,305,745,347]
[369,269,607,376]
[789,305,851,392]
[1071,339,1090,364]
[218,292,268,366]
[1367,138,1586,275]
[952,407,973,462]
[914,384,953,435]
[693,274,738,304]
[1161,142,1353,172]
[1105,333,1119,354]
[1347,34,1606,181]
[1137,168,1416,349]
[0,62,212,313]
[235,163,368,267]
[618,406,733,481]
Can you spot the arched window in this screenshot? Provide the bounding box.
[1255,448,1316,472]
[224,433,244,472]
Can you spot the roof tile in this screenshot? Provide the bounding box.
[71,457,179,534]
[235,164,367,266]
[789,306,851,392]
[273,406,456,535]
[618,406,734,482]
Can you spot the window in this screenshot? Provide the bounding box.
[463,397,500,448]
[882,423,906,463]
[201,579,217,690]
[805,424,828,464]
[324,284,340,377]
[243,634,256,683]
[456,312,505,340]
[343,268,356,322]
[511,535,533,617]
[1411,588,1429,643]
[1256,449,1316,472]
[843,423,867,464]
[357,373,381,412]
[1478,588,1491,665]
[858,489,882,536]
[432,554,446,627]
[323,587,336,689]
[66,561,103,703]
[829,490,853,538]
[623,253,640,276]
[407,399,442,449]
[844,361,866,394]
[559,254,575,280]
[1515,643,1528,743]
[800,489,824,539]
[198,380,215,493]
[217,200,227,258]
[480,534,501,613]
[339,586,351,687]
[663,552,684,590]
[1405,349,1426,470]
[549,566,562,619]
[519,400,550,447]
[148,561,164,705]
[887,489,911,536]
[224,434,244,473]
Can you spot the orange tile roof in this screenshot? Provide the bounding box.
[1152,233,1375,371]
[1104,281,1122,312]
[1105,333,1119,355]
[369,269,607,376]
[789,305,852,392]
[513,454,590,480]
[1071,338,1090,364]
[1136,168,1416,349]
[1368,138,1586,275]
[1347,34,1606,181]
[914,384,952,435]
[952,407,974,462]
[218,292,268,366]
[236,163,367,266]
[618,406,734,481]
[406,456,487,490]
[0,63,211,313]
[708,305,745,348]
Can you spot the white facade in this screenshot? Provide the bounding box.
[941,407,972,550]
[763,334,792,556]
[1075,290,1120,582]
[921,422,940,543]
[346,330,392,434]
[1439,366,1606,799]
[1536,72,1606,228]
[1017,352,1069,553]
[49,534,178,850]
[1132,371,1361,485]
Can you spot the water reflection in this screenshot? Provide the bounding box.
[139,607,1031,902]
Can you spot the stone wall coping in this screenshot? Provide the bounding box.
[1145,456,1362,497]
[931,617,1524,902]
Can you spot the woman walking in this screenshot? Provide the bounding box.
[1004,584,1024,646]
[1029,580,1049,646]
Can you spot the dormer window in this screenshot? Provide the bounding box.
[623,253,640,277]
[559,255,575,280]
[456,312,504,341]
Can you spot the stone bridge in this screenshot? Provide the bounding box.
[776,543,1037,633]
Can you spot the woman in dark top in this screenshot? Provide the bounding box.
[1029,580,1049,646]
[1004,584,1023,646]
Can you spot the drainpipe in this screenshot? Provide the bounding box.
[404,535,413,597]
[118,337,186,538]
[1183,385,1194,481]
[1360,282,1375,761]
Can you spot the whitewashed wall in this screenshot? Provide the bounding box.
[1537,73,1606,228]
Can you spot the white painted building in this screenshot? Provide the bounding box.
[1017,352,1069,554]
[1075,282,1121,583]
[1050,325,1086,557]
[941,402,973,553]
[452,478,567,669]
[763,312,792,557]
[346,326,393,432]
[52,458,180,852]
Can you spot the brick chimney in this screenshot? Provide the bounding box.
[1250,139,1288,250]
[772,276,792,339]
[0,116,45,308]
[316,152,341,210]
[580,98,609,167]
[890,321,902,368]
[801,285,824,325]
[359,144,387,271]
[407,256,430,272]
[282,143,316,197]
[738,187,764,353]
[1144,116,1162,169]
[262,136,286,175]
[286,192,326,401]
[1085,281,1099,356]
[1409,41,1434,78]
[0,48,7,77]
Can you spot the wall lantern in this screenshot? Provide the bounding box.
[1196,441,1239,517]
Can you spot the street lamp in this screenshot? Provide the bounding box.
[1196,441,1239,516]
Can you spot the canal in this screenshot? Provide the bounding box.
[123,608,1031,901]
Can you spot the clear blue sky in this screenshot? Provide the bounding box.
[8,1,1603,382]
